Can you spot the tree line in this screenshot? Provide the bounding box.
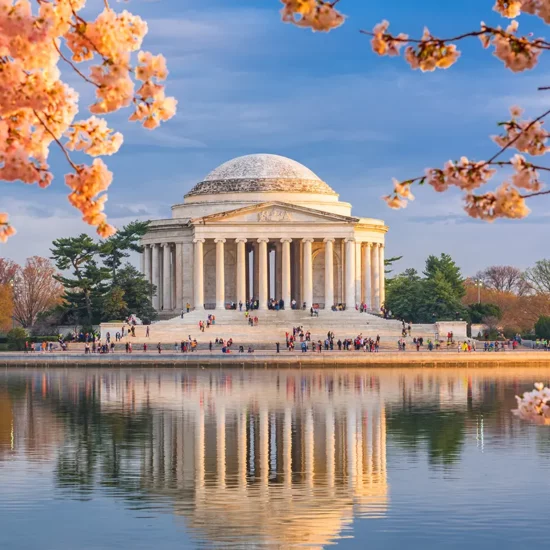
[386,254,550,338]
[0,221,156,335]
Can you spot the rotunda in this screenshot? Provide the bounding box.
[141,154,388,312]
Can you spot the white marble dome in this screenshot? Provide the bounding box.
[186,154,337,197]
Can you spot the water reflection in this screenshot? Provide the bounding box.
[1,368,550,549]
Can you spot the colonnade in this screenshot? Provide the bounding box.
[143,237,385,312]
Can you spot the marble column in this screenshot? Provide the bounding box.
[281,238,292,308]
[345,238,356,308]
[175,243,183,311]
[236,238,247,307]
[215,238,226,310]
[372,243,381,311]
[162,244,172,310]
[152,244,160,310]
[355,241,362,305]
[379,243,385,308]
[193,238,205,310]
[275,241,283,300]
[303,238,313,308]
[324,238,334,309]
[258,238,269,310]
[363,243,372,310]
[253,242,259,299]
[144,244,152,284]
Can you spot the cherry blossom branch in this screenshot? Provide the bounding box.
[521,189,550,199]
[53,40,99,88]
[33,110,79,173]
[486,108,550,164]
[360,26,550,49]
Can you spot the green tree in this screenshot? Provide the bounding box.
[424,253,465,298]
[7,327,27,351]
[384,255,403,275]
[420,270,466,321]
[385,268,424,322]
[100,220,149,284]
[102,287,128,321]
[116,264,157,322]
[51,234,111,325]
[467,303,502,324]
[535,316,550,339]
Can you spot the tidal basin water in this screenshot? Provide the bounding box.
[1,368,550,549]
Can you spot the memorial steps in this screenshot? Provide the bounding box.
[103,310,440,348]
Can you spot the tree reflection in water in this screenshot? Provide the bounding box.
[1,368,549,548]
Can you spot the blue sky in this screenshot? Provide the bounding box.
[3,0,550,275]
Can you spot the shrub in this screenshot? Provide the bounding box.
[535,316,550,339]
[7,328,28,351]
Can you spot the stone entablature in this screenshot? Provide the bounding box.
[186,177,337,197]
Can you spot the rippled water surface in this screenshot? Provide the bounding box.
[1,367,550,549]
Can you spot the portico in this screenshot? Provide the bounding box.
[141,154,388,313]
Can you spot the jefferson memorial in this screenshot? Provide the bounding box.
[141,154,387,313]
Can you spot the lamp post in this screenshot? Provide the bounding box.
[474,279,483,304]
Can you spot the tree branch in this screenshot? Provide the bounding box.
[33,110,79,173]
[486,108,550,164]
[53,40,99,88]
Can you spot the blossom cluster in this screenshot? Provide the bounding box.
[464,184,530,221]
[66,159,115,239]
[384,105,546,220]
[370,21,460,71]
[481,21,542,72]
[493,106,549,155]
[280,0,344,32]
[0,213,16,243]
[0,1,177,242]
[494,0,550,23]
[370,19,545,73]
[512,382,550,425]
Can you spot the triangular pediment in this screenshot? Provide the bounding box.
[190,202,358,224]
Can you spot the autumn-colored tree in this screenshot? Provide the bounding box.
[0,1,176,243]
[0,284,14,332]
[474,265,528,294]
[463,281,550,333]
[0,258,19,286]
[12,257,63,328]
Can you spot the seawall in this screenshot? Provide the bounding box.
[1,351,550,368]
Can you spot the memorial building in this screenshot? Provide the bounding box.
[141,154,388,313]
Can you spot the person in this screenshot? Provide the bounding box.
[209,341,213,352]
[186,302,191,313]
[143,343,147,352]
[276,342,280,353]
[146,325,150,338]
[157,342,162,354]
[181,309,184,319]
[174,342,178,352]
[239,300,243,311]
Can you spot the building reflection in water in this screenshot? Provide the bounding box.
[100,372,388,548]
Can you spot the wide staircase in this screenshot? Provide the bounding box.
[105,309,439,351]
